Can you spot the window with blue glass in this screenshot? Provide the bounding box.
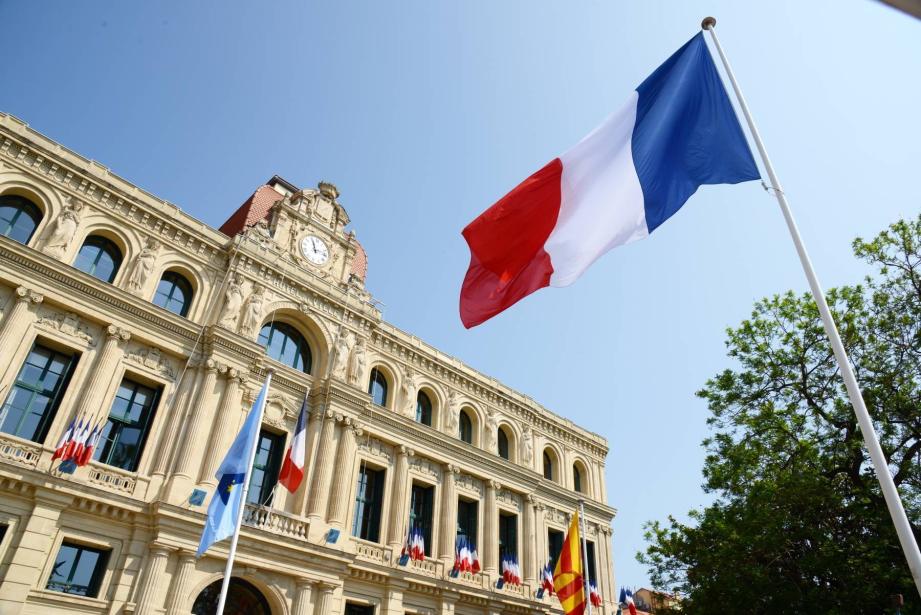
[94,379,159,472]
[498,427,510,459]
[459,410,473,444]
[0,343,77,443]
[246,430,284,507]
[46,542,109,598]
[153,271,193,317]
[258,322,312,373]
[73,236,122,283]
[368,368,388,407]
[415,391,432,426]
[352,466,385,542]
[543,450,554,480]
[409,483,434,556]
[0,195,42,245]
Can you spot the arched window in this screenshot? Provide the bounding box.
[192,577,270,615]
[543,451,554,480]
[153,271,193,317]
[368,367,388,407]
[573,464,583,493]
[415,391,432,426]
[73,236,122,283]
[258,322,312,373]
[498,428,510,460]
[459,409,473,444]
[0,195,42,245]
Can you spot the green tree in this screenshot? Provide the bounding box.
[640,217,921,614]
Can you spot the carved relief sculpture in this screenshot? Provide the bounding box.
[218,274,245,330]
[401,368,418,417]
[331,330,352,380]
[127,238,160,294]
[521,424,534,465]
[347,337,367,385]
[446,391,459,434]
[42,198,83,259]
[238,285,267,337]
[486,409,500,451]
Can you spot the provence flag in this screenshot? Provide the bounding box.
[554,510,586,615]
[196,375,271,557]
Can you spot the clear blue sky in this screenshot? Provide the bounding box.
[3,0,919,589]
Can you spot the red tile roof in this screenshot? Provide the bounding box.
[350,239,368,280]
[219,185,283,237]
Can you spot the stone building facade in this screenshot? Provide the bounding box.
[0,112,617,615]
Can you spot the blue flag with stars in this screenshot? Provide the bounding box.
[196,375,270,557]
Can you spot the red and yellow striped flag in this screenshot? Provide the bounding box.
[553,509,586,615]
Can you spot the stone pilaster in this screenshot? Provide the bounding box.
[133,544,172,614]
[165,551,197,614]
[0,286,42,355]
[483,479,499,573]
[327,418,360,527]
[386,445,413,550]
[381,583,405,615]
[173,359,220,479]
[0,491,71,615]
[151,365,200,477]
[307,410,338,521]
[523,494,536,583]
[439,463,459,566]
[200,368,246,485]
[292,579,313,615]
[313,582,337,614]
[73,324,130,419]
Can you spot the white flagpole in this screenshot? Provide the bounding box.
[702,17,921,596]
[215,370,274,615]
[579,500,592,614]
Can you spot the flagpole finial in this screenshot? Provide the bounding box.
[701,16,716,30]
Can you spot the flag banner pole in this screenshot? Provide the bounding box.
[702,17,921,596]
[216,370,274,615]
[579,501,592,614]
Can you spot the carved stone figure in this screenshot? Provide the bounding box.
[486,409,499,451]
[42,199,83,259]
[331,331,353,380]
[446,391,460,434]
[238,285,267,337]
[401,369,418,417]
[218,275,245,329]
[347,338,367,385]
[521,425,534,465]
[127,238,159,294]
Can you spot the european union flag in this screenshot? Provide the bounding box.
[196,376,270,557]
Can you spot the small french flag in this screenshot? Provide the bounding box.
[620,587,637,615]
[278,395,308,493]
[52,416,77,461]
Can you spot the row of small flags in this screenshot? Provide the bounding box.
[500,554,522,586]
[400,526,426,564]
[452,536,481,574]
[51,415,103,468]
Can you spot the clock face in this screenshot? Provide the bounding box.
[300,235,330,265]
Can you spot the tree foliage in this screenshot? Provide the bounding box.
[640,217,921,614]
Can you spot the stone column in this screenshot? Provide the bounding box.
[307,410,338,521]
[438,595,456,615]
[386,446,413,550]
[327,418,360,527]
[296,401,322,517]
[292,579,313,615]
[134,544,172,614]
[523,495,536,584]
[200,368,246,485]
[313,582,337,614]
[173,359,220,479]
[599,527,615,607]
[381,583,405,615]
[0,286,42,354]
[165,551,197,614]
[439,463,459,566]
[483,479,499,573]
[152,365,200,477]
[0,491,71,615]
[72,324,130,418]
[535,503,546,564]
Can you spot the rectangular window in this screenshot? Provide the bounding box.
[46,541,109,598]
[94,378,160,472]
[456,498,478,549]
[0,524,7,545]
[352,466,385,542]
[344,604,375,615]
[0,343,77,443]
[548,528,564,569]
[499,512,518,562]
[586,540,597,585]
[409,483,434,556]
[247,430,285,506]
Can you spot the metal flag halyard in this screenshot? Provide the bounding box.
[701,16,921,597]
[579,500,593,614]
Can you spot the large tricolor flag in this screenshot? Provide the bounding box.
[460,32,760,328]
[553,510,586,615]
[278,394,308,493]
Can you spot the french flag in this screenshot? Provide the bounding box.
[52,416,77,461]
[77,421,102,466]
[454,537,473,572]
[460,32,759,328]
[589,583,603,608]
[71,419,92,463]
[540,560,555,595]
[620,587,637,615]
[278,395,308,493]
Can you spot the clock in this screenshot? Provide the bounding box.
[300,235,330,265]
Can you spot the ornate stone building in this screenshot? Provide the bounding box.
[0,112,617,615]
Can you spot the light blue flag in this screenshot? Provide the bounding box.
[196,375,270,557]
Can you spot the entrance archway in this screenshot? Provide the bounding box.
[192,577,271,615]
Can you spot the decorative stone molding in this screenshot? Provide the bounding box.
[35,307,96,346]
[0,434,42,468]
[408,456,440,481]
[87,465,136,494]
[124,344,176,378]
[497,488,520,511]
[455,473,483,496]
[105,324,132,344]
[358,437,392,462]
[15,285,44,306]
